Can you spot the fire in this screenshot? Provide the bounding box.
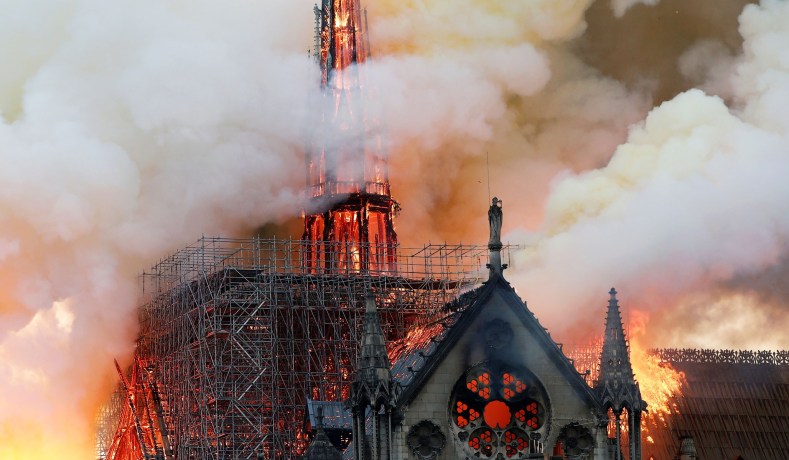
[628,310,685,446]
[628,310,685,418]
[631,340,684,417]
[388,322,446,363]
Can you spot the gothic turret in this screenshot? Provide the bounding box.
[596,288,646,460]
[350,295,395,460]
[356,295,392,389]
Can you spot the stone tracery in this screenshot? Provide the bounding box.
[450,361,549,458]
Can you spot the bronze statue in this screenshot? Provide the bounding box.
[488,197,502,246]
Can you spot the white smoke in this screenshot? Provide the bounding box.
[508,0,789,350]
[0,0,314,457]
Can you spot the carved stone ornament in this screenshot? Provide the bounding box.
[483,319,513,350]
[406,420,446,460]
[558,422,594,457]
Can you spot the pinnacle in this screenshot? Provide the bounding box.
[597,287,642,410]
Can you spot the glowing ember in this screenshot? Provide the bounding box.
[388,322,447,363]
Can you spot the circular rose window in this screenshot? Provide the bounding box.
[449,362,548,458]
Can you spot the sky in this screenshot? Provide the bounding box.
[0,0,787,457]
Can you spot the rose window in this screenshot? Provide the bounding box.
[450,362,548,458]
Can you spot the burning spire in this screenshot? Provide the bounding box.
[303,0,398,274]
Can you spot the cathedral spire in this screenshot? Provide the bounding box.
[596,288,646,460]
[598,288,637,394]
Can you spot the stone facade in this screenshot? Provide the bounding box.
[303,205,644,460]
[390,281,608,460]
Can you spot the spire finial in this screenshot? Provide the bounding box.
[609,287,617,300]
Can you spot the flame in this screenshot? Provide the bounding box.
[628,310,686,448]
[388,322,445,363]
[629,310,685,418]
[631,341,684,416]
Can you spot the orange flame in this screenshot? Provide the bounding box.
[628,310,685,441]
[629,311,685,416]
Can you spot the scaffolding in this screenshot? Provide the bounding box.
[100,237,499,460]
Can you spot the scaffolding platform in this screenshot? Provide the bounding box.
[98,237,504,460]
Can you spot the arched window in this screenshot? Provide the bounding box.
[449,361,549,458]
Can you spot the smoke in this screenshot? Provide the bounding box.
[1,0,788,456]
[362,0,788,349]
[365,0,652,243]
[507,0,789,351]
[0,0,314,457]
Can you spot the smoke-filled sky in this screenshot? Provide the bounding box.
[0,0,787,458]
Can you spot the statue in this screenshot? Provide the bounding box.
[488,197,502,247]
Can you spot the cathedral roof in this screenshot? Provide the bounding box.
[388,288,479,390]
[643,349,789,460]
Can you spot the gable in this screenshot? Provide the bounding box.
[391,276,605,458]
[392,276,601,411]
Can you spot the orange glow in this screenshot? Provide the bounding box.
[483,400,511,429]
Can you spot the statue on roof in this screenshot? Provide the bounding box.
[488,197,502,247]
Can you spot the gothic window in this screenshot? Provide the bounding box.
[406,421,445,460]
[450,361,548,458]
